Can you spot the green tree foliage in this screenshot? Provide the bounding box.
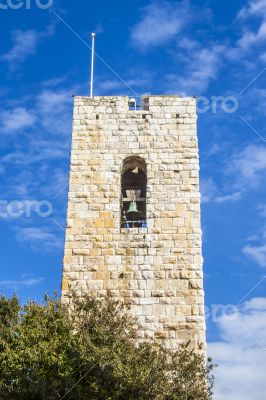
[0,293,214,399]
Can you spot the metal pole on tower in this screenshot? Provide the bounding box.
[90,33,96,98]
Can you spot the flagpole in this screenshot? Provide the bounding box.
[90,33,96,98]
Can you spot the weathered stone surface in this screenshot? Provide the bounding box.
[62,95,206,353]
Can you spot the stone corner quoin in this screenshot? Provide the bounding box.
[62,95,206,352]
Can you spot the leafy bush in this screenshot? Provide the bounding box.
[0,293,214,399]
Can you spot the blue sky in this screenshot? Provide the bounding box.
[1,0,266,398]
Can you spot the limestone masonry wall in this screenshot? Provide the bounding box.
[62,95,206,351]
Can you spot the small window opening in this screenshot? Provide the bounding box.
[121,157,147,228]
[128,97,143,111]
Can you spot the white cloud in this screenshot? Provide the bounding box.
[2,25,55,68]
[36,89,73,135]
[96,77,151,94]
[231,144,266,180]
[38,167,68,199]
[260,51,266,61]
[131,0,191,50]
[16,227,62,252]
[0,165,5,175]
[200,177,217,203]
[234,0,266,54]
[243,243,266,267]
[245,296,266,309]
[238,0,266,19]
[242,207,266,268]
[167,44,225,94]
[181,45,224,92]
[0,107,36,133]
[2,146,67,165]
[209,297,266,400]
[215,191,242,203]
[200,177,242,204]
[258,204,266,217]
[245,87,266,110]
[202,144,266,207]
[131,0,218,93]
[2,29,39,64]
[36,89,72,114]
[42,76,68,88]
[178,37,198,51]
[0,87,72,145]
[0,83,73,253]
[0,277,44,289]
[238,21,266,49]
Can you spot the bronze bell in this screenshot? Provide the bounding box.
[127,201,138,214]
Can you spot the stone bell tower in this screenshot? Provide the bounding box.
[62,95,206,351]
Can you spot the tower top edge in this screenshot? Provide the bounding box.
[73,95,197,100]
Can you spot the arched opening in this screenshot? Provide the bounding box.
[121,156,147,228]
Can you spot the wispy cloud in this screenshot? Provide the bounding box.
[16,227,62,253]
[0,276,44,289]
[243,243,266,267]
[230,144,266,181]
[36,88,73,135]
[0,87,72,144]
[0,107,36,134]
[0,81,73,253]
[168,44,225,94]
[2,146,67,166]
[131,0,192,50]
[200,177,242,204]
[258,204,266,217]
[131,0,266,93]
[238,22,266,50]
[2,29,39,65]
[0,87,72,205]
[234,0,266,55]
[201,143,266,206]
[2,25,55,69]
[209,296,266,400]
[36,89,72,114]
[242,206,266,267]
[96,76,152,94]
[200,177,217,203]
[216,192,243,203]
[238,0,266,20]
